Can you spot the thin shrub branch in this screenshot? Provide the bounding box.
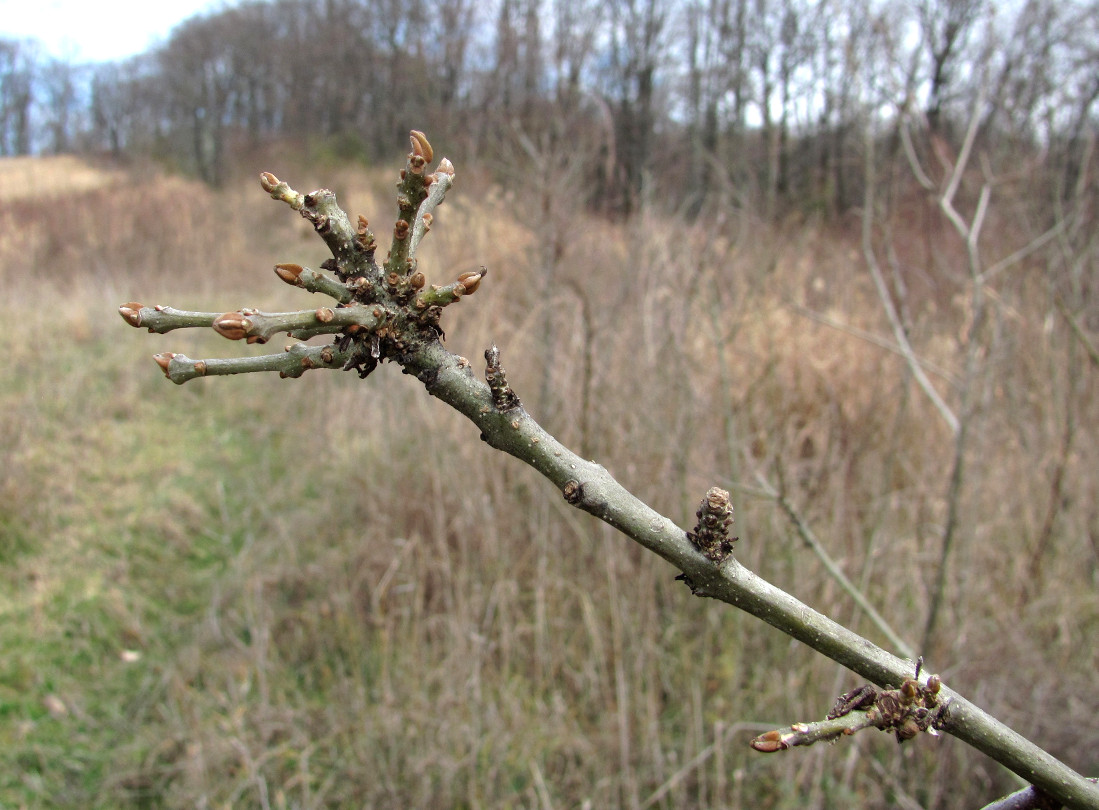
[745,473,915,659]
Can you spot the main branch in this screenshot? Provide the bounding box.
[119,132,1099,810]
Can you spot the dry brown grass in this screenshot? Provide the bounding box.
[0,155,123,202]
[0,154,1096,808]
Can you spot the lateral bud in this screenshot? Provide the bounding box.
[213,311,250,341]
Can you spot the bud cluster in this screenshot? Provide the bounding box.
[689,487,737,563]
[119,130,474,388]
[485,344,521,411]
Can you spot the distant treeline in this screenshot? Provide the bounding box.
[2,0,1096,215]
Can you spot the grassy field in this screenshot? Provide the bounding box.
[0,152,1096,809]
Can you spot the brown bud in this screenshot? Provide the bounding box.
[213,312,250,341]
[315,307,335,323]
[896,718,921,742]
[563,480,583,504]
[320,346,334,364]
[422,213,433,233]
[357,214,369,233]
[274,263,304,285]
[409,154,428,175]
[750,730,788,753]
[119,303,143,327]
[260,172,279,192]
[436,157,455,177]
[456,270,483,294]
[409,272,426,289]
[901,680,918,701]
[409,130,434,162]
[153,353,175,377]
[394,219,410,240]
[927,675,941,695]
[193,361,207,376]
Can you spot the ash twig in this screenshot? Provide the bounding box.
[153,343,350,385]
[120,130,1099,810]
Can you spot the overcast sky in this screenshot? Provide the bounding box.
[0,0,223,62]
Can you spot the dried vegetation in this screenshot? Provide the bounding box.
[0,153,1096,808]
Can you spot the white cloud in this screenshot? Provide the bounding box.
[0,0,222,62]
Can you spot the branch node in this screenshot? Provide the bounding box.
[563,479,584,505]
[754,658,950,754]
[213,311,250,341]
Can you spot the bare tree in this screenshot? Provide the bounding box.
[597,0,670,212]
[916,0,986,134]
[0,39,35,156]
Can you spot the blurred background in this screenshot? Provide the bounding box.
[1,0,1097,807]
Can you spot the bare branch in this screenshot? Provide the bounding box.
[409,161,455,258]
[862,208,960,436]
[979,785,1066,810]
[120,302,386,345]
[152,343,351,385]
[749,473,916,659]
[120,132,1099,810]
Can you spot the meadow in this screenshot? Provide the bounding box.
[0,148,1096,809]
